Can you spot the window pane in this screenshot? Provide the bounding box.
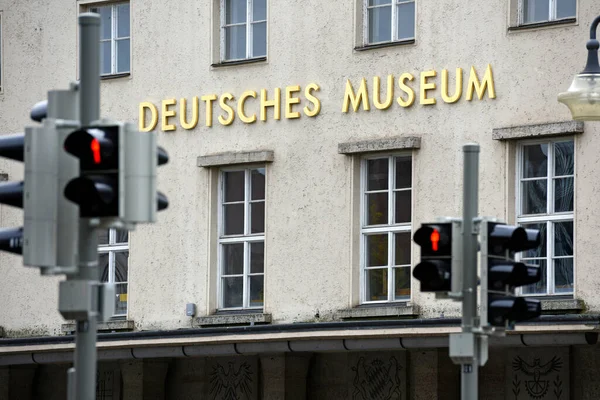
[395,191,411,223]
[366,193,388,225]
[250,201,265,234]
[367,234,388,267]
[521,260,547,294]
[523,0,549,23]
[96,6,112,40]
[115,282,128,316]
[554,258,573,293]
[554,221,573,256]
[224,203,244,235]
[253,0,266,21]
[554,177,573,212]
[554,141,574,176]
[251,168,265,200]
[521,179,547,214]
[250,275,264,307]
[101,41,111,75]
[224,171,245,202]
[368,6,392,43]
[523,144,547,178]
[99,254,109,282]
[520,223,546,258]
[223,277,243,308]
[223,243,244,275]
[98,229,109,245]
[367,158,388,190]
[250,241,264,273]
[394,267,410,300]
[366,268,388,301]
[252,22,267,57]
[395,156,411,188]
[226,0,247,24]
[117,4,130,37]
[394,232,411,265]
[369,0,391,5]
[556,0,576,19]
[396,2,415,40]
[225,25,247,60]
[116,39,130,73]
[114,229,128,244]
[114,251,129,282]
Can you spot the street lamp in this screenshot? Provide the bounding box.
[558,15,600,121]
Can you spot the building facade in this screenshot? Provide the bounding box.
[1,0,600,399]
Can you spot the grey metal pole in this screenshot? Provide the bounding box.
[461,143,480,400]
[70,13,101,400]
[79,13,100,126]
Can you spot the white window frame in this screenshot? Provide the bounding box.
[519,0,576,24]
[363,0,415,46]
[516,138,575,296]
[360,153,412,304]
[217,166,265,310]
[99,229,129,316]
[220,0,267,62]
[90,2,130,76]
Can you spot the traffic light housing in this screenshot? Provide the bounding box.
[0,133,25,255]
[481,221,542,328]
[413,221,462,294]
[64,121,168,222]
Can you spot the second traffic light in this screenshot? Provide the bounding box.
[481,221,542,328]
[413,220,462,295]
[64,122,168,222]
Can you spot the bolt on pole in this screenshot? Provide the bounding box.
[461,143,480,400]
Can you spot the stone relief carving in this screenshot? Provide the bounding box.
[510,354,565,400]
[351,356,403,400]
[209,361,253,400]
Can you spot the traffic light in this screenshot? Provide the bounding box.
[413,221,462,294]
[0,133,25,255]
[64,122,168,222]
[481,221,542,328]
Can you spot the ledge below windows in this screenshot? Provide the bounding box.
[194,312,272,328]
[338,136,421,155]
[61,319,134,335]
[335,304,420,321]
[197,150,274,168]
[492,121,583,140]
[540,298,585,315]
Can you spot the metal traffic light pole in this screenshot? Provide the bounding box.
[66,13,101,400]
[461,143,480,400]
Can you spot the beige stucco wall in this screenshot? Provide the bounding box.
[0,0,599,335]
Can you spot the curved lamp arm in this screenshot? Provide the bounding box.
[582,15,600,73]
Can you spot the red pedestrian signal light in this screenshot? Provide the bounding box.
[430,229,440,251]
[91,138,101,164]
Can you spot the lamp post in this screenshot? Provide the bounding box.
[558,15,600,120]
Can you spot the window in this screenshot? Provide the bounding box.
[218,167,265,309]
[99,229,129,316]
[517,139,574,295]
[521,0,576,24]
[90,3,130,75]
[364,0,415,45]
[221,0,267,61]
[361,155,412,303]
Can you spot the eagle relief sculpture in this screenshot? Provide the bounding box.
[512,356,563,399]
[352,356,402,400]
[209,361,253,400]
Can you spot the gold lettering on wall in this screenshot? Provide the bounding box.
[441,68,463,104]
[467,64,496,101]
[139,102,158,132]
[161,99,177,131]
[342,78,370,112]
[238,91,257,124]
[180,97,199,130]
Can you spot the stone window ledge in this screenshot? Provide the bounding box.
[338,136,421,155]
[492,121,583,140]
[540,298,585,314]
[194,313,272,327]
[335,304,420,320]
[197,150,274,168]
[61,320,135,335]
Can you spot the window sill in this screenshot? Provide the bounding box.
[508,17,576,32]
[354,39,415,52]
[540,298,584,315]
[492,121,583,140]
[335,303,420,320]
[61,319,135,335]
[211,57,267,68]
[101,72,131,81]
[194,312,271,327]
